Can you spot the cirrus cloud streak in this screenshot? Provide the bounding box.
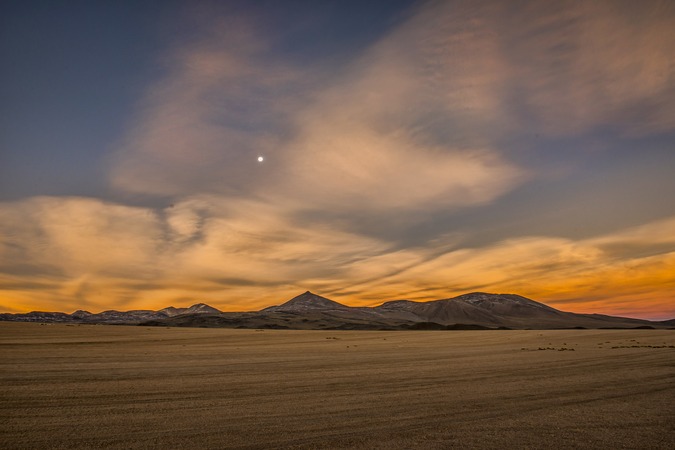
[2,0,674,319]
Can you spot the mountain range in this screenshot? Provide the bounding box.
[2,292,673,330]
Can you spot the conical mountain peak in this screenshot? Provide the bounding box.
[186,303,221,314]
[264,291,349,312]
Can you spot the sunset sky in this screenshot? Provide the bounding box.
[1,0,674,319]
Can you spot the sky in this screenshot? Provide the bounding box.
[1,0,674,320]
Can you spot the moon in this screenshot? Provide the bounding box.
[257,156,264,163]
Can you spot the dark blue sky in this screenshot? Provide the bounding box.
[1,0,166,198]
[0,0,417,199]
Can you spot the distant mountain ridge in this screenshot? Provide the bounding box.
[0,302,221,324]
[160,303,221,316]
[1,292,673,330]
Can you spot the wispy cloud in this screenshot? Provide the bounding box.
[109,16,308,197]
[109,0,675,209]
[109,0,527,211]
[0,196,162,311]
[0,195,392,312]
[2,1,674,319]
[346,217,675,320]
[1,195,673,319]
[504,1,675,136]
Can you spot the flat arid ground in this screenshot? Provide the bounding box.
[1,323,674,449]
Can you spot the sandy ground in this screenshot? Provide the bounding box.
[1,323,673,449]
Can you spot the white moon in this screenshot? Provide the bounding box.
[257,156,264,162]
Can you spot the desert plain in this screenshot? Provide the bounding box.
[1,322,674,449]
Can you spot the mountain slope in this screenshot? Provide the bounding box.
[262,291,349,313]
[376,292,568,327]
[1,293,671,329]
[160,303,221,316]
[0,303,221,324]
[149,292,670,330]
